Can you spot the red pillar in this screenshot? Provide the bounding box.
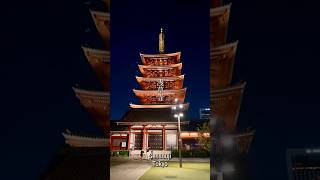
[162,125,166,150]
[142,125,146,150]
[110,133,113,151]
[127,126,131,150]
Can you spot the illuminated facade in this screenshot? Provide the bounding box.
[111,34,190,152]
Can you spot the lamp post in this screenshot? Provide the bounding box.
[172,98,183,168]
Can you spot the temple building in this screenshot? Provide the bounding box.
[41,0,110,179]
[211,0,255,179]
[110,30,191,154]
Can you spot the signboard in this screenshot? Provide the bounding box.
[121,142,127,148]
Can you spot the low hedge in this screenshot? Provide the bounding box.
[111,150,129,157]
[171,150,210,158]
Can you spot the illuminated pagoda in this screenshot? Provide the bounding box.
[41,0,110,179]
[211,0,254,179]
[110,29,190,154]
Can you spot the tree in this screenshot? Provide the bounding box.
[196,122,210,151]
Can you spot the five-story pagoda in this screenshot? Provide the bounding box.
[112,29,189,155]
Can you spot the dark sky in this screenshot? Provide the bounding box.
[225,0,320,179]
[1,0,320,179]
[0,0,105,179]
[110,0,210,120]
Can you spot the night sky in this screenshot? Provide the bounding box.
[1,0,320,179]
[225,0,320,179]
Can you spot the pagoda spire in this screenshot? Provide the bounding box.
[159,28,165,53]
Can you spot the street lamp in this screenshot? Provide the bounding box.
[172,98,184,168]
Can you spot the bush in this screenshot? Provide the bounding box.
[111,150,129,157]
[171,150,210,158]
[193,150,210,158]
[171,150,179,157]
[182,150,193,158]
[119,150,129,156]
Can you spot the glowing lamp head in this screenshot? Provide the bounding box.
[172,106,177,110]
[179,113,183,117]
[174,114,178,118]
[175,98,178,103]
[179,104,183,109]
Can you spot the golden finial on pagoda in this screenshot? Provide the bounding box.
[159,28,165,53]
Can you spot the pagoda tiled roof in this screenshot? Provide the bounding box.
[73,88,109,131]
[110,121,129,131]
[211,41,238,56]
[90,10,110,45]
[136,75,185,90]
[82,47,109,63]
[136,75,184,82]
[210,4,231,17]
[129,103,189,109]
[82,47,110,90]
[62,132,108,147]
[140,52,181,65]
[210,4,231,47]
[140,52,181,58]
[211,42,238,89]
[211,82,246,132]
[73,88,109,107]
[133,88,186,104]
[118,108,188,124]
[138,63,183,78]
[138,63,182,72]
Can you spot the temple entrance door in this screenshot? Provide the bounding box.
[134,134,142,150]
[148,134,163,150]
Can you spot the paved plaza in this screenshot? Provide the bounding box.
[110,157,152,180]
[139,161,210,180]
[111,157,210,180]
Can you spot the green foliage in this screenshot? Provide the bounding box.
[171,150,179,157]
[171,150,210,158]
[196,122,210,151]
[193,150,210,157]
[119,150,129,156]
[111,150,129,157]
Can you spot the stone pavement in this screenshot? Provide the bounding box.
[110,157,153,180]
